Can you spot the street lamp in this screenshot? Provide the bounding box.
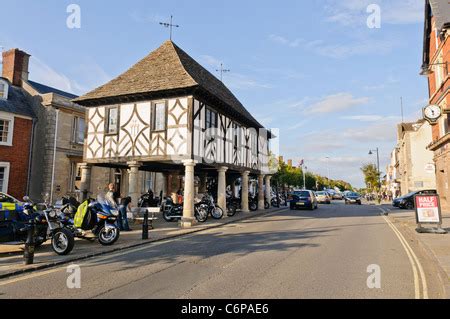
[369,148,381,190]
[325,157,330,189]
[420,62,448,76]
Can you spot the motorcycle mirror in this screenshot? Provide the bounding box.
[23,196,30,202]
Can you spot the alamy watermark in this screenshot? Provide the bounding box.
[66,4,81,29]
[66,264,81,289]
[367,264,381,289]
[366,4,381,29]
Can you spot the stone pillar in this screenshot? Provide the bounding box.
[265,175,272,207]
[217,166,228,213]
[127,162,141,207]
[258,174,265,210]
[241,171,250,212]
[180,160,196,228]
[80,163,92,201]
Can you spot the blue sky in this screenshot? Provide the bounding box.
[0,0,429,187]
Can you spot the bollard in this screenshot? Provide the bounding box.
[142,209,149,240]
[24,220,35,265]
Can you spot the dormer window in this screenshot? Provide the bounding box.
[0,80,9,100]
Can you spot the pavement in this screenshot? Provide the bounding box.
[382,205,450,298]
[0,202,445,299]
[0,207,283,279]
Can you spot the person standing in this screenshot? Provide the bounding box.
[119,196,132,231]
[105,183,119,209]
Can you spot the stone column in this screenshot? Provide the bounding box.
[80,163,92,201]
[258,174,265,210]
[180,160,196,228]
[127,162,141,207]
[265,175,272,207]
[241,171,250,212]
[217,167,228,214]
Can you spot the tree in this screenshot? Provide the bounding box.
[361,164,380,192]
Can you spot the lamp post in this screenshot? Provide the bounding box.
[325,156,330,190]
[369,148,381,191]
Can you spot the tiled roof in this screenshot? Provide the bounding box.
[74,41,263,128]
[28,80,78,99]
[0,79,35,118]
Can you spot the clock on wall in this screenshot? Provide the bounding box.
[423,104,442,124]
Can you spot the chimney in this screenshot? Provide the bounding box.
[2,49,30,86]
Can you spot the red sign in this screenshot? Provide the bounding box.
[415,195,441,224]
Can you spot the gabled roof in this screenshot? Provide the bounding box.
[74,41,263,128]
[0,78,35,118]
[28,80,78,99]
[429,0,450,32]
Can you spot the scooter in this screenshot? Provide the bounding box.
[60,198,120,246]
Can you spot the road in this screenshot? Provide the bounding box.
[0,202,444,299]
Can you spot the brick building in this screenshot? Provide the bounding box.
[1,48,109,202]
[421,1,450,212]
[0,76,34,199]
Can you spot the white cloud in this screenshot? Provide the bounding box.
[129,12,167,24]
[324,0,423,26]
[29,56,110,96]
[340,115,401,122]
[304,93,370,114]
[268,34,397,59]
[199,55,222,67]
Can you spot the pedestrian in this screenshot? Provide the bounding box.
[118,196,132,231]
[105,183,119,209]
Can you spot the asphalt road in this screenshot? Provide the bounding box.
[0,202,444,299]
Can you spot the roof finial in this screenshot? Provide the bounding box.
[216,63,230,82]
[159,15,180,41]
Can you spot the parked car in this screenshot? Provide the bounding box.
[332,192,344,200]
[315,191,331,204]
[344,192,362,205]
[289,190,318,211]
[393,190,437,210]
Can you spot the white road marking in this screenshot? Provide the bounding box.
[379,207,428,299]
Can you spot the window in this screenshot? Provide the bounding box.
[205,108,218,138]
[106,107,119,135]
[153,102,167,131]
[72,117,85,144]
[439,114,449,138]
[0,81,8,99]
[70,163,83,192]
[233,122,241,148]
[0,162,10,193]
[0,114,14,146]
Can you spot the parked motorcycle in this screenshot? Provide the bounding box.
[60,197,120,246]
[200,194,224,220]
[161,196,208,223]
[0,197,75,255]
[138,190,161,208]
[226,196,239,217]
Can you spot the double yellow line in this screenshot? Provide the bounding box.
[379,208,428,299]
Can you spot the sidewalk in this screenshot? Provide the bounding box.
[0,207,284,279]
[384,206,450,298]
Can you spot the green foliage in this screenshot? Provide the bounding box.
[361,163,380,191]
[272,160,353,191]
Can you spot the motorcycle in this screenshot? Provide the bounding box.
[161,196,208,223]
[200,194,224,220]
[138,190,161,208]
[60,197,120,246]
[0,197,75,255]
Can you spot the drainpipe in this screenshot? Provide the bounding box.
[26,117,37,197]
[50,108,59,204]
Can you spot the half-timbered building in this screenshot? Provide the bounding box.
[74,40,273,227]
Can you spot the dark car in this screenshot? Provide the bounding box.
[344,192,362,205]
[289,190,318,211]
[393,190,437,210]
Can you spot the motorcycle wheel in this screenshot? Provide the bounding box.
[211,206,224,219]
[227,204,237,217]
[98,226,120,246]
[249,202,258,211]
[51,228,75,256]
[265,201,270,209]
[163,209,176,222]
[195,208,208,223]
